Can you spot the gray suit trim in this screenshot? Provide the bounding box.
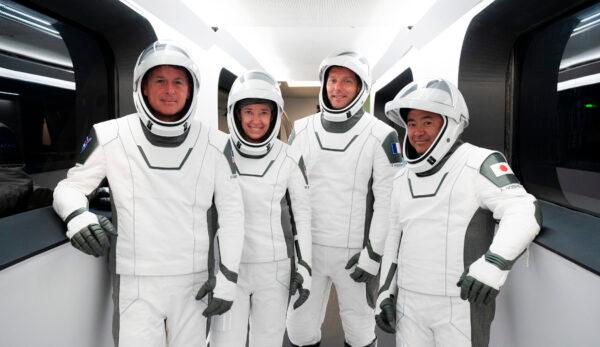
[463,207,496,347]
[408,173,448,198]
[112,273,120,347]
[222,141,238,174]
[140,120,189,147]
[378,263,398,295]
[236,160,275,177]
[219,262,238,283]
[137,145,193,170]
[314,132,358,152]
[64,207,88,224]
[320,109,364,133]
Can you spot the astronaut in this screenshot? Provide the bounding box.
[52,41,244,347]
[376,79,541,347]
[209,70,312,347]
[286,51,401,347]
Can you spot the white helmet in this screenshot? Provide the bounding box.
[227,70,283,157]
[133,40,200,137]
[318,50,370,122]
[385,79,469,173]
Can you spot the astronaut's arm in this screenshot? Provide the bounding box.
[354,130,401,277]
[477,154,541,267]
[212,151,245,302]
[287,155,312,308]
[458,153,541,305]
[53,129,112,256]
[375,192,402,333]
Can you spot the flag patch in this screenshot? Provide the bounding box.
[391,142,401,155]
[490,162,513,177]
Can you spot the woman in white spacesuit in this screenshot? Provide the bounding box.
[376,78,541,347]
[209,70,312,347]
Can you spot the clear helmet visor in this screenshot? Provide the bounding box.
[226,70,283,157]
[133,40,200,137]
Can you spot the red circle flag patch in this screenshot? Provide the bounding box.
[490,162,514,177]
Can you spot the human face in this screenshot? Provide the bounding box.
[239,103,272,141]
[406,109,444,154]
[142,65,190,122]
[325,66,360,109]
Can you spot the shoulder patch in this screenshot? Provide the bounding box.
[381,131,402,164]
[77,128,98,165]
[479,152,520,187]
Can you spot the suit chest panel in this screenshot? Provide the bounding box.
[104,123,213,209]
[236,152,289,205]
[306,123,375,184]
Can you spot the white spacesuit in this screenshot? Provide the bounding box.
[52,41,244,347]
[286,51,401,347]
[376,79,541,347]
[209,70,312,347]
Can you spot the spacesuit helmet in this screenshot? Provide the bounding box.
[318,50,371,122]
[133,40,200,137]
[227,70,283,157]
[384,78,469,173]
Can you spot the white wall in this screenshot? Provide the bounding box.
[0,244,113,347]
[491,244,600,347]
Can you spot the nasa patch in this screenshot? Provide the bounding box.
[81,135,93,153]
[77,130,98,165]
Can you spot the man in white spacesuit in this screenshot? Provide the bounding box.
[376,79,542,347]
[286,51,401,347]
[209,70,312,347]
[52,41,245,346]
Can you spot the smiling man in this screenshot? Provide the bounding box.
[52,41,244,347]
[376,79,541,347]
[142,65,191,121]
[286,51,401,347]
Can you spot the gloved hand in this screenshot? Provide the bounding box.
[457,253,510,306]
[196,277,233,317]
[66,211,114,257]
[290,271,310,309]
[375,296,396,334]
[89,186,111,211]
[345,249,378,283]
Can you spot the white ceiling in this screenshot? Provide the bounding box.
[180,0,437,82]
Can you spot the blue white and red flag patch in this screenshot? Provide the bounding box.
[391,142,401,155]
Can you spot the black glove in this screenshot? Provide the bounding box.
[457,269,499,306]
[89,186,111,211]
[345,253,375,283]
[375,297,396,334]
[290,271,310,309]
[70,215,114,257]
[196,277,233,317]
